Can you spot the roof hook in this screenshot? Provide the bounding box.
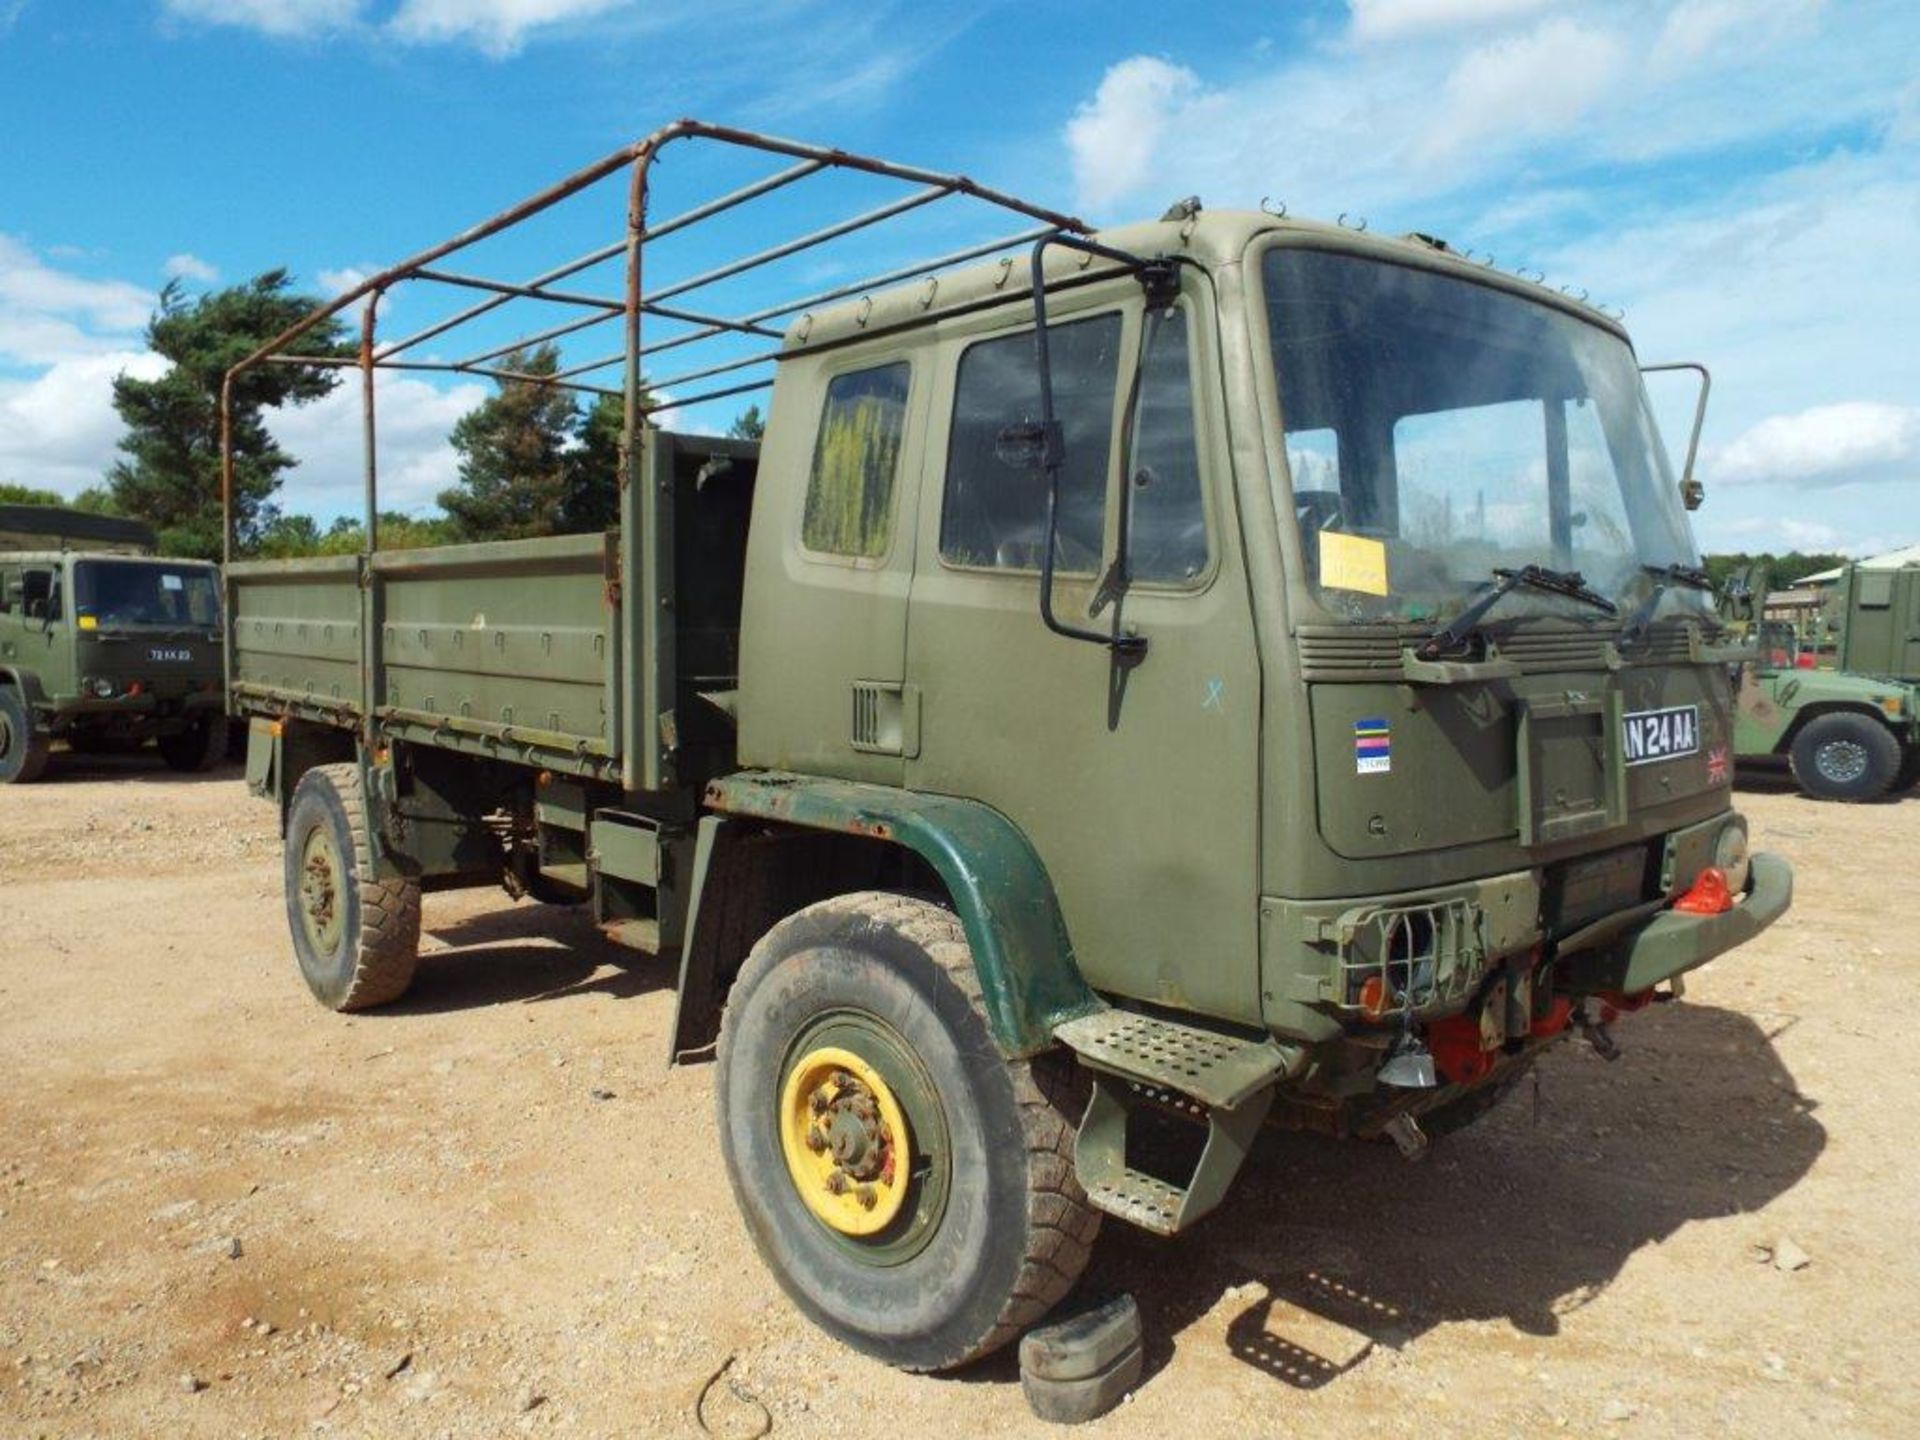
[1337,211,1368,232]
[1259,196,1288,218]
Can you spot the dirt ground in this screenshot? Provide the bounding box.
[1,754,1915,1440]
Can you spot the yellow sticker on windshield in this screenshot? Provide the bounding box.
[1319,531,1389,596]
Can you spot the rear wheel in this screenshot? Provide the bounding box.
[159,713,229,773]
[0,688,50,785]
[1789,712,1901,801]
[716,891,1099,1372]
[283,763,420,1010]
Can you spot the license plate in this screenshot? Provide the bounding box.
[149,647,193,663]
[1622,704,1699,766]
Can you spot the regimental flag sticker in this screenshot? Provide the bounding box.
[1354,717,1392,775]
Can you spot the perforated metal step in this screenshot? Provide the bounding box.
[1084,1167,1187,1236]
[1058,1007,1293,1235]
[1054,1009,1291,1110]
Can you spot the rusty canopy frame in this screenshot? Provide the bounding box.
[219,118,1090,565]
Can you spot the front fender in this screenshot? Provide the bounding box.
[702,770,1100,1056]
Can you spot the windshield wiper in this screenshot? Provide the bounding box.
[1618,562,1716,648]
[1417,564,1617,660]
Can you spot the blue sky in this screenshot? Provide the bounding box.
[1,0,1916,555]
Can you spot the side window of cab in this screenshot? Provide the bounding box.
[940,313,1122,574]
[800,362,911,561]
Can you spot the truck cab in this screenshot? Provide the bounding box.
[0,506,229,783]
[740,211,1782,1074]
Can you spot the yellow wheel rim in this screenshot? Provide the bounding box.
[778,1045,913,1236]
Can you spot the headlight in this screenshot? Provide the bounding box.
[88,676,117,699]
[1712,820,1751,896]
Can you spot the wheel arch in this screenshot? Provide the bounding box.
[675,771,1100,1062]
[0,665,48,710]
[1776,700,1905,753]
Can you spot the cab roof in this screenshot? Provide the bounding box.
[782,208,1627,354]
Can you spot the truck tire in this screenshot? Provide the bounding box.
[716,891,1100,1372]
[1788,712,1901,801]
[283,763,420,1010]
[0,687,51,785]
[158,714,230,773]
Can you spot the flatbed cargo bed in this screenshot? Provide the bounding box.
[228,432,757,793]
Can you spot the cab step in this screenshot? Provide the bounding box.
[1054,1009,1295,1236]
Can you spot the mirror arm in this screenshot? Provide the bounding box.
[1027,231,1165,662]
[1641,361,1712,510]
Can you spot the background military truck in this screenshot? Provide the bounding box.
[0,504,229,784]
[1720,567,1919,799]
[223,123,1790,1375]
[1831,557,1920,683]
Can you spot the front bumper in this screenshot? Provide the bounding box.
[1598,851,1792,993]
[58,689,224,726]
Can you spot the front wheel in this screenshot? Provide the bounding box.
[0,687,50,785]
[283,763,420,1010]
[716,892,1099,1372]
[1789,712,1901,801]
[159,714,229,773]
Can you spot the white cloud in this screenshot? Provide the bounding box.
[1418,18,1626,163]
[0,234,154,367]
[160,0,365,38]
[1652,0,1824,73]
[270,372,488,518]
[385,0,632,57]
[1066,57,1207,212]
[316,265,376,298]
[1349,0,1551,43]
[1714,513,1866,555]
[0,351,169,493]
[162,252,219,284]
[1712,403,1920,488]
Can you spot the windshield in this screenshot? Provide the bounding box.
[1263,248,1704,628]
[74,560,221,630]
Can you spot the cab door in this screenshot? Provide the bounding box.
[902,277,1265,1025]
[736,349,929,784]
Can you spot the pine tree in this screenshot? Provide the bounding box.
[560,391,625,533]
[728,403,766,441]
[437,345,580,542]
[106,271,348,559]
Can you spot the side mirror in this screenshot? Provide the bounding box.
[1641,361,1712,511]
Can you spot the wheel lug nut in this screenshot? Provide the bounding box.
[805,1124,825,1153]
[857,1184,877,1210]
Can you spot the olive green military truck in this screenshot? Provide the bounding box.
[225,123,1791,1374]
[1716,567,1919,799]
[0,504,228,783]
[1734,621,1919,799]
